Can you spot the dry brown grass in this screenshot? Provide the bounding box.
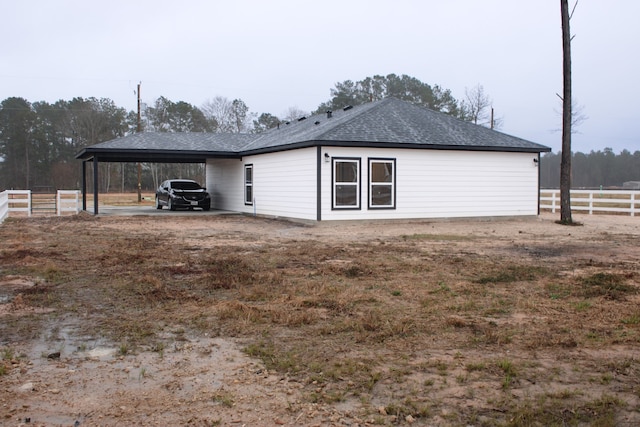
[1,214,639,425]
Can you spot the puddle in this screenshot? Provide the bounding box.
[27,321,112,366]
[87,347,116,359]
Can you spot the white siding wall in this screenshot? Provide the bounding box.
[206,148,318,220]
[320,147,540,221]
[207,147,540,221]
[206,158,244,211]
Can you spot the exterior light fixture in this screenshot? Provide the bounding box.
[324,153,330,163]
[533,158,539,167]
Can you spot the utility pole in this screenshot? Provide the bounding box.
[137,82,142,203]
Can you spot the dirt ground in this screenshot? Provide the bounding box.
[0,212,639,426]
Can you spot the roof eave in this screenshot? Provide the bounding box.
[240,140,551,156]
[76,147,242,163]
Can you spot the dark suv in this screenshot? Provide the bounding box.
[155,179,211,211]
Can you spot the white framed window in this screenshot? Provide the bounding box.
[368,158,395,209]
[332,158,360,210]
[244,164,253,205]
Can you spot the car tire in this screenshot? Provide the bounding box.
[155,197,162,210]
[168,198,176,211]
[203,205,210,211]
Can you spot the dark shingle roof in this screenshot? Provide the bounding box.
[76,132,252,162]
[90,132,251,152]
[76,97,549,161]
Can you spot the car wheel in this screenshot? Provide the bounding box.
[155,197,162,209]
[168,198,176,211]
[203,205,210,211]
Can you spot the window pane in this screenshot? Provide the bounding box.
[245,185,252,203]
[371,185,392,206]
[245,166,252,183]
[336,162,357,183]
[336,185,357,206]
[371,162,392,183]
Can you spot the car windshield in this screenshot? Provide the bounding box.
[172,181,202,190]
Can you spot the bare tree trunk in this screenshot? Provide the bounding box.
[560,0,573,223]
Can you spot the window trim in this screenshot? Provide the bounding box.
[244,164,253,206]
[368,158,396,210]
[331,157,361,210]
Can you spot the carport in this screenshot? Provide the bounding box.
[75,133,247,214]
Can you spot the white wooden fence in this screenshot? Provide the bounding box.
[541,189,638,216]
[0,190,31,223]
[2,189,638,224]
[57,190,81,216]
[0,190,80,224]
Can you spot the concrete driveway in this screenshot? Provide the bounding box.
[87,206,239,217]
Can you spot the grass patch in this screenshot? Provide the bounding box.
[402,233,472,242]
[546,282,571,300]
[580,272,637,300]
[574,300,592,311]
[504,393,622,426]
[212,391,235,408]
[475,265,545,284]
[622,314,640,325]
[465,362,487,372]
[243,341,298,373]
[203,255,259,289]
[384,398,430,419]
[1,347,15,361]
[496,359,517,389]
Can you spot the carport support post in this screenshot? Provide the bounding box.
[82,160,87,211]
[93,156,99,215]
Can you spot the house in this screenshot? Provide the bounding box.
[76,97,551,221]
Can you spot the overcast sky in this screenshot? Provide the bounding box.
[1,1,638,153]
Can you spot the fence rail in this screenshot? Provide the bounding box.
[0,190,81,224]
[541,189,638,216]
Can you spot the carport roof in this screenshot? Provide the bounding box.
[75,132,252,162]
[76,97,550,163]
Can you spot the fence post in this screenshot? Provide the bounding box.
[632,193,636,217]
[589,192,593,215]
[0,190,8,223]
[56,191,61,216]
[552,191,557,213]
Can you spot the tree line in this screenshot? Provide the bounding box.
[0,73,587,192]
[540,149,640,189]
